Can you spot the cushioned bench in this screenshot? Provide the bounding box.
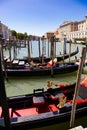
[32,88,46,112]
[50,93,65,101]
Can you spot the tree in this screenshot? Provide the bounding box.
[11,30,17,38]
[24,32,28,39]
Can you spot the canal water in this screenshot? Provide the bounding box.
[3,42,84,97]
[3,42,87,130]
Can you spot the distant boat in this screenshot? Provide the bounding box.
[3,62,78,76]
[81,42,86,45]
[3,46,79,77]
[0,77,87,129]
[76,58,87,66]
[22,46,79,63]
[5,46,78,64]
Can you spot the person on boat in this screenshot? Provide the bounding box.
[53,58,57,66]
[47,58,57,67]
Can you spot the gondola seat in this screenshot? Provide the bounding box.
[18,61,25,66]
[12,59,19,65]
[50,92,65,101]
[32,88,46,112]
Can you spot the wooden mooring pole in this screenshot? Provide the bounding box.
[70,47,87,128]
[69,40,71,63]
[38,37,41,60]
[0,38,8,81]
[0,52,12,129]
[27,37,31,62]
[50,36,55,77]
[41,35,45,64]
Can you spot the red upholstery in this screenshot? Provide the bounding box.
[65,83,70,86]
[84,98,87,103]
[32,96,46,112]
[80,77,87,88]
[70,100,73,103]
[60,84,65,87]
[32,88,46,112]
[69,99,83,105]
[76,100,83,105]
[50,93,65,101]
[33,96,45,105]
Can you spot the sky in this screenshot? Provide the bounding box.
[0,0,87,36]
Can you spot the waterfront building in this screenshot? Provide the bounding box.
[58,21,78,42]
[46,32,54,39]
[55,15,87,43]
[0,21,11,40]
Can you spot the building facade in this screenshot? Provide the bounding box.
[0,21,11,40]
[55,15,87,43]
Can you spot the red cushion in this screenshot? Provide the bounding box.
[76,100,83,105]
[65,84,70,86]
[33,96,45,105]
[80,77,87,88]
[70,100,73,103]
[69,100,83,105]
[50,93,65,101]
[84,98,87,103]
[50,95,58,100]
[55,83,59,87]
[60,84,65,87]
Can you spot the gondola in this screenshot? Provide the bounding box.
[0,77,87,130]
[23,46,79,63]
[4,46,79,64]
[3,62,78,76]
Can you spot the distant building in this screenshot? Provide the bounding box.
[46,32,54,39]
[55,15,87,43]
[0,21,11,40]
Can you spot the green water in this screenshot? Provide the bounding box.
[30,116,87,130]
[5,72,78,97]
